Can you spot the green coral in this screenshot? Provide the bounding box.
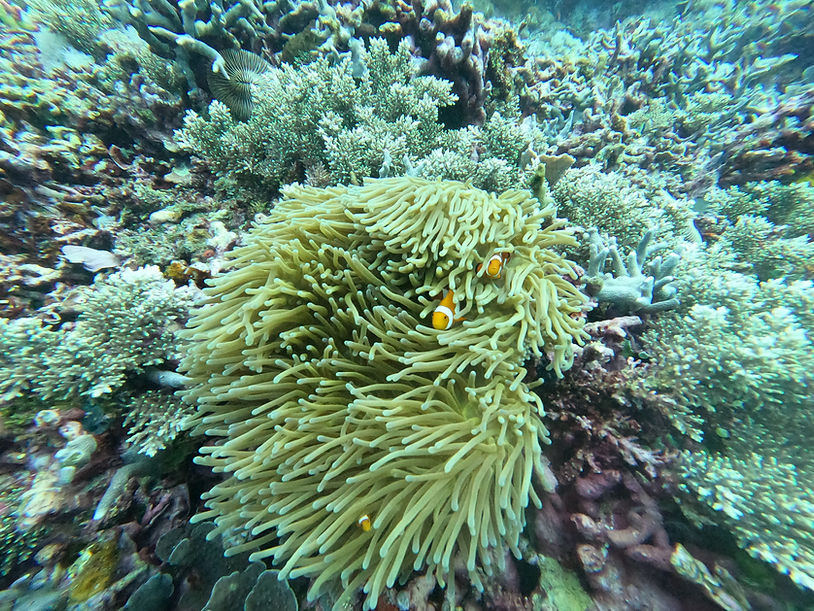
[0,266,195,402]
[123,390,195,457]
[534,555,595,611]
[180,177,587,609]
[176,38,551,196]
[698,182,814,281]
[719,215,814,281]
[176,38,456,194]
[635,249,814,590]
[551,164,692,253]
[679,449,814,592]
[27,0,114,54]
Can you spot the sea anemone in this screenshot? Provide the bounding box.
[180,177,587,609]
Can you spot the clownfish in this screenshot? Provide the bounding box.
[432,290,465,330]
[476,252,511,279]
[358,514,372,531]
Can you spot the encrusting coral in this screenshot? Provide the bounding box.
[180,177,587,609]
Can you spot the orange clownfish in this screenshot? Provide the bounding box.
[476,252,511,279]
[432,290,465,330]
[358,514,372,531]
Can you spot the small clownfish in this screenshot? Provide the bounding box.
[476,252,511,279]
[432,290,465,330]
[358,514,372,531]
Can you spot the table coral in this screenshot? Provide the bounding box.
[180,177,587,609]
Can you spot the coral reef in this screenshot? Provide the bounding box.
[177,37,553,197]
[1,0,813,608]
[632,242,814,591]
[176,38,456,194]
[550,164,694,251]
[122,391,194,458]
[181,177,587,608]
[0,25,190,306]
[0,266,195,401]
[511,0,814,195]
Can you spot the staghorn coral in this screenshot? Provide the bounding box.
[181,177,587,609]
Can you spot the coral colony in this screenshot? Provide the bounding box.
[0,0,812,609]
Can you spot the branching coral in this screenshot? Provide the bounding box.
[180,177,587,609]
[701,180,814,238]
[550,164,695,253]
[679,446,814,592]
[718,215,814,281]
[177,37,550,196]
[103,0,275,92]
[123,390,195,457]
[386,0,495,124]
[633,262,814,589]
[0,266,196,402]
[513,1,813,193]
[176,38,456,194]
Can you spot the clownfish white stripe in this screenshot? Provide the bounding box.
[434,305,454,330]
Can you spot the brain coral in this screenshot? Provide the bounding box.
[181,177,587,609]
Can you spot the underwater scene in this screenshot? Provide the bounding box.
[0,0,812,609]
